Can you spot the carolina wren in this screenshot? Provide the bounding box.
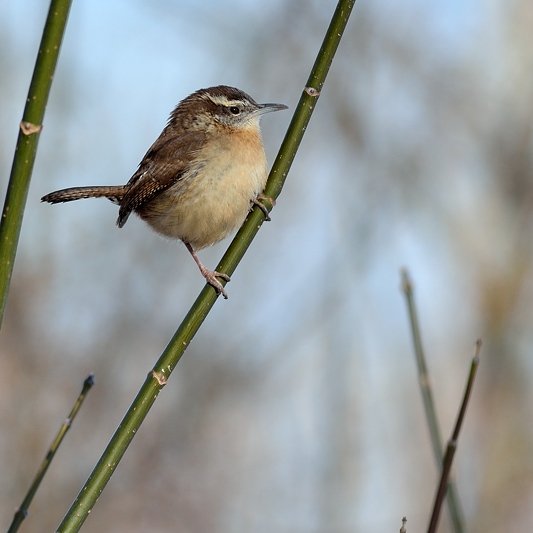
[42,85,287,298]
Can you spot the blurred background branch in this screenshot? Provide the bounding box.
[7,374,94,533]
[427,342,481,533]
[401,268,465,532]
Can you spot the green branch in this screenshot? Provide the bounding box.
[8,375,94,533]
[427,341,481,533]
[401,269,465,533]
[56,1,356,531]
[0,0,73,328]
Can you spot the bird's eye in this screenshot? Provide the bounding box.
[229,106,240,115]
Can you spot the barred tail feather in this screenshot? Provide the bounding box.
[41,185,126,205]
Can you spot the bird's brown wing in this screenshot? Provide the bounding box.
[117,130,206,227]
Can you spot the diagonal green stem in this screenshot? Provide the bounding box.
[0,0,73,329]
[401,268,465,533]
[56,1,356,531]
[8,374,95,533]
[427,341,481,533]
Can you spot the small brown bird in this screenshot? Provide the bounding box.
[42,86,287,298]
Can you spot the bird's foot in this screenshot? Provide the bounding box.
[252,195,276,221]
[185,242,231,299]
[199,265,231,299]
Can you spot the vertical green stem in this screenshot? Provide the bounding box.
[401,269,465,533]
[0,0,73,328]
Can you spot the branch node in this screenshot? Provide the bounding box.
[151,370,167,387]
[304,86,320,97]
[20,121,43,135]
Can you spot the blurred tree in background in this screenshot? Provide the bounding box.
[1,0,532,531]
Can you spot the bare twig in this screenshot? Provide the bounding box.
[427,341,481,533]
[401,268,465,532]
[7,374,95,533]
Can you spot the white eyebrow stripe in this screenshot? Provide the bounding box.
[203,94,245,107]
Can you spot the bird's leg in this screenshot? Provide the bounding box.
[184,242,230,299]
[251,195,276,221]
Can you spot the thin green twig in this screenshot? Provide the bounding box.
[0,0,73,329]
[400,268,465,533]
[427,341,481,533]
[7,374,95,533]
[56,1,356,531]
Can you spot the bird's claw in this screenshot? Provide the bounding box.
[252,195,276,221]
[201,267,230,299]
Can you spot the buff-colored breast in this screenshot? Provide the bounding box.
[137,127,268,250]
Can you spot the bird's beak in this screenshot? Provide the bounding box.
[256,102,289,116]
